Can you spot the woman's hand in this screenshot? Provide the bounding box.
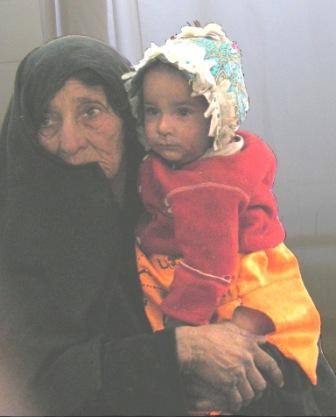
[175,321,284,414]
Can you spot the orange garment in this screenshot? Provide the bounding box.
[136,243,321,384]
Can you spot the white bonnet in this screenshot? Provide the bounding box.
[123,23,249,153]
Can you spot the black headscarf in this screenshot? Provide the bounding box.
[0,36,149,415]
[0,35,143,231]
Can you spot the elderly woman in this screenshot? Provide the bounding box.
[2,35,331,416]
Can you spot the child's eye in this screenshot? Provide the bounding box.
[177,107,192,117]
[144,106,159,117]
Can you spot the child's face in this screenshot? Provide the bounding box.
[142,64,211,166]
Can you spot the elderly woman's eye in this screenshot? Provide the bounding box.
[80,104,110,128]
[40,115,53,128]
[39,114,58,137]
[82,106,102,119]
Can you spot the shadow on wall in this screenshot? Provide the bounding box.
[287,235,336,370]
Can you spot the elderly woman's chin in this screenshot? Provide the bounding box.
[98,158,123,179]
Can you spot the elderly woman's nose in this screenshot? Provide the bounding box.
[58,117,87,153]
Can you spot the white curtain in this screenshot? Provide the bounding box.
[38,0,336,364]
[39,0,144,63]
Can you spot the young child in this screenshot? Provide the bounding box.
[123,23,321,387]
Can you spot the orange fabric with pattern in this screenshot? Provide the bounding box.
[136,243,320,384]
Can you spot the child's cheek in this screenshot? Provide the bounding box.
[145,123,155,143]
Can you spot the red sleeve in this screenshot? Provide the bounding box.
[239,147,285,251]
[160,183,249,325]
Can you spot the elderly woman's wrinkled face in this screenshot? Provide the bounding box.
[38,79,124,178]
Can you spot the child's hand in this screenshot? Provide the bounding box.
[232,306,275,335]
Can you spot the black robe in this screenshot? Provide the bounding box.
[0,36,186,416]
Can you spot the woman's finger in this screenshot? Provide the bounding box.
[254,345,284,388]
[235,374,256,407]
[245,359,267,393]
[226,386,243,412]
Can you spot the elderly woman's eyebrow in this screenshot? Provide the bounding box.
[74,97,107,106]
[44,97,109,118]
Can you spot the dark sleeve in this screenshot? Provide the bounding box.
[0,271,186,416]
[0,161,186,415]
[0,244,186,416]
[34,330,187,416]
[0,265,106,416]
[98,329,187,416]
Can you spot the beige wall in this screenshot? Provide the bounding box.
[0,0,43,126]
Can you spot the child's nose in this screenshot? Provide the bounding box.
[157,114,173,136]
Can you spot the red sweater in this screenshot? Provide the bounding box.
[137,131,286,324]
